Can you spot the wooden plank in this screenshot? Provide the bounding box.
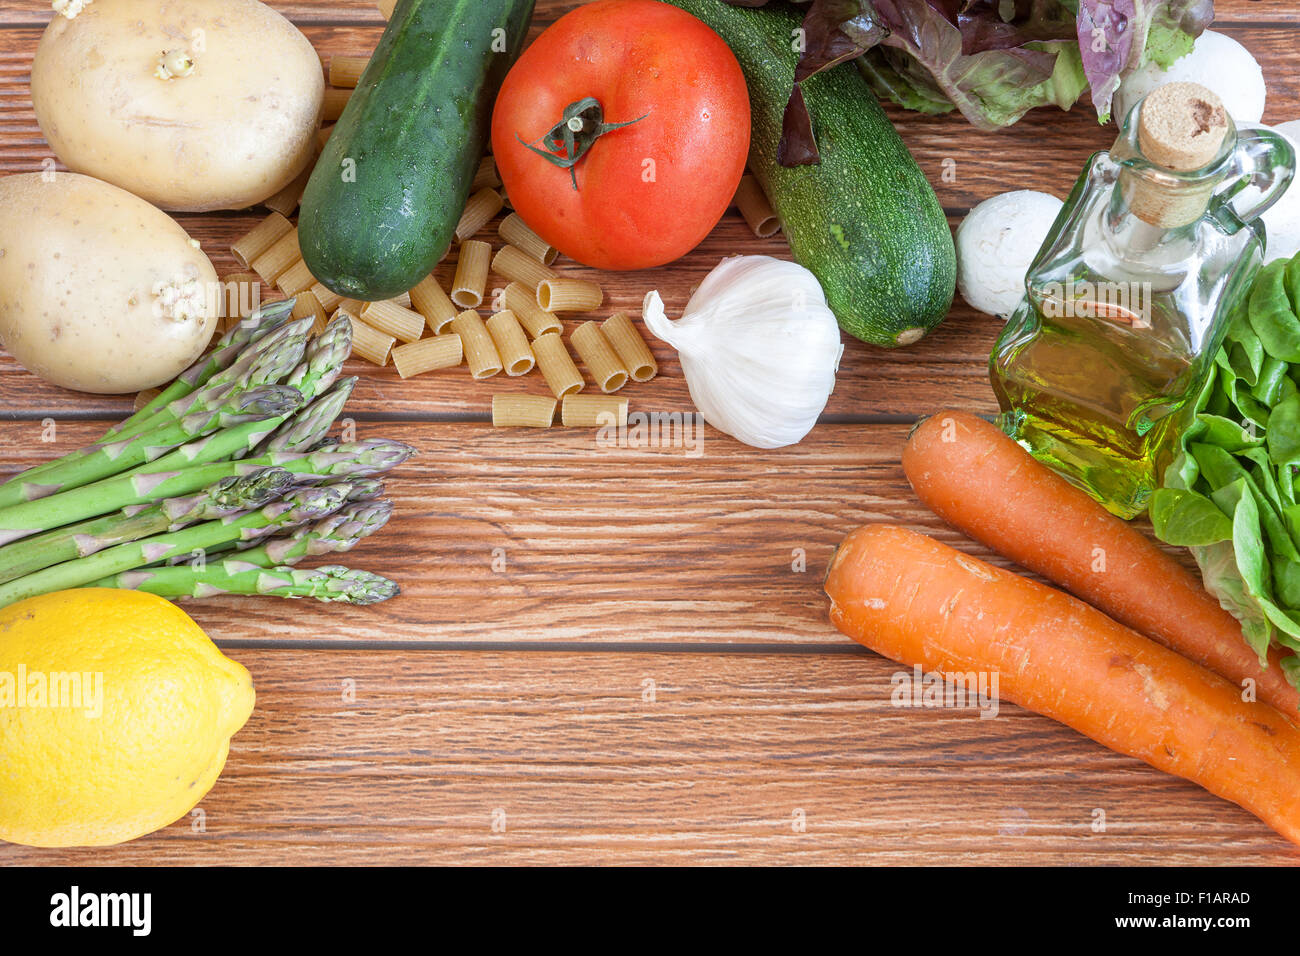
[0,421,1199,646]
[0,648,1291,865]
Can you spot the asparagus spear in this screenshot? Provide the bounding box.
[104,316,314,444]
[0,485,348,609]
[253,376,357,456]
[2,317,312,503]
[179,497,394,568]
[0,440,414,546]
[0,467,295,585]
[96,562,399,605]
[0,383,302,509]
[116,298,298,433]
[0,301,301,493]
[119,313,352,476]
[168,484,387,567]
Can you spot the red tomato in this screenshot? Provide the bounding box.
[490,0,750,271]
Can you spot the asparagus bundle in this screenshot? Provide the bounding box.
[0,302,413,608]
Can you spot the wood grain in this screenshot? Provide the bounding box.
[1,649,1293,865]
[0,420,1205,647]
[1,0,1298,866]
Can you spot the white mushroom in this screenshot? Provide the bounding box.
[1115,30,1266,125]
[955,190,1063,319]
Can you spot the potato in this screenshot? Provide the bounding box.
[32,0,324,213]
[0,172,219,394]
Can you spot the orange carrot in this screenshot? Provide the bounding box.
[903,409,1300,714]
[825,524,1300,845]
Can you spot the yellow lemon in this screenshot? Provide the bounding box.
[0,588,254,847]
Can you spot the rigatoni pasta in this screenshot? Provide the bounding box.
[471,155,501,192]
[561,394,629,428]
[532,331,584,399]
[492,394,556,428]
[322,87,352,123]
[337,298,366,320]
[485,311,535,376]
[310,282,344,314]
[275,258,317,296]
[328,55,368,88]
[391,333,463,379]
[361,299,425,343]
[452,240,491,308]
[733,174,780,238]
[491,244,557,291]
[498,213,558,265]
[450,309,502,379]
[601,312,658,382]
[503,282,561,338]
[344,313,396,366]
[264,160,313,218]
[538,277,603,313]
[291,290,329,335]
[231,212,293,270]
[454,188,504,241]
[409,274,458,334]
[570,321,628,393]
[249,227,300,284]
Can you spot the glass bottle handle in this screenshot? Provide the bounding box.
[1214,128,1296,223]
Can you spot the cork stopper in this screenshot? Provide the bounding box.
[1138,82,1229,170]
[1127,82,1230,228]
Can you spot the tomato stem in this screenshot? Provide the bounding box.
[516,97,648,191]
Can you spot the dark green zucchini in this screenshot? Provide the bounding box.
[300,0,534,300]
[666,0,955,347]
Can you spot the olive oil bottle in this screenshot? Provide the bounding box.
[990,82,1295,518]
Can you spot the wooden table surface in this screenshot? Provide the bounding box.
[2,0,1298,865]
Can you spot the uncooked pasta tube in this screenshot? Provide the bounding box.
[291,290,328,335]
[498,213,558,265]
[538,277,603,313]
[249,227,300,284]
[561,394,628,428]
[601,312,658,383]
[361,299,425,344]
[532,331,584,399]
[345,313,396,366]
[232,212,293,270]
[275,258,317,297]
[492,244,557,291]
[503,282,561,338]
[322,87,352,122]
[450,309,502,379]
[455,188,504,242]
[391,334,463,379]
[485,311,536,376]
[452,240,491,308]
[733,174,780,238]
[570,321,628,393]
[492,394,556,429]
[409,274,458,334]
[328,55,368,88]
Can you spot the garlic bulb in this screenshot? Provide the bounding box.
[642,256,843,449]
